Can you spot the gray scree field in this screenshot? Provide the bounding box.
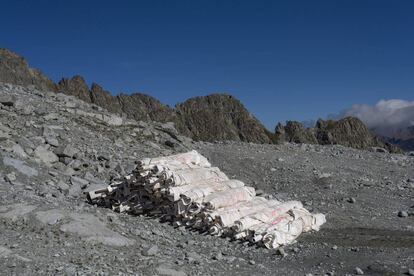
[0,83,413,276]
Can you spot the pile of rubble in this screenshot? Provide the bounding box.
[88,150,326,249]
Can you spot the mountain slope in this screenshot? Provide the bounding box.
[0,48,56,91]
[175,94,273,143]
[275,117,402,153]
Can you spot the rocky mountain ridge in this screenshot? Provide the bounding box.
[0,48,403,152]
[275,117,402,153]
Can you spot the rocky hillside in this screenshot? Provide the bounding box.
[0,48,272,144]
[275,117,402,153]
[175,94,272,143]
[0,49,56,91]
[0,83,412,275]
[0,48,404,152]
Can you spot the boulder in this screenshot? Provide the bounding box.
[34,145,59,164]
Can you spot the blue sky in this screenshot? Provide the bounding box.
[1,0,414,129]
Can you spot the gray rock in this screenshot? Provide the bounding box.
[11,144,27,158]
[398,210,408,218]
[355,267,364,275]
[70,176,89,189]
[35,209,65,225]
[3,157,38,177]
[0,95,16,107]
[0,246,13,257]
[56,180,70,193]
[55,144,79,158]
[45,136,59,147]
[60,213,134,246]
[0,204,37,220]
[348,197,356,203]
[276,247,287,257]
[142,245,158,256]
[34,145,59,164]
[4,172,16,183]
[156,265,186,276]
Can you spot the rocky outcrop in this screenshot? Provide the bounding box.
[283,121,317,144]
[117,93,176,123]
[0,48,406,151]
[57,76,92,103]
[275,117,402,153]
[89,83,123,114]
[175,94,273,143]
[57,76,176,123]
[0,48,56,91]
[315,117,378,148]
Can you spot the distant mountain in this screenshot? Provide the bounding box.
[0,48,405,152]
[0,48,56,91]
[378,125,414,151]
[175,94,273,143]
[275,117,402,153]
[0,48,270,144]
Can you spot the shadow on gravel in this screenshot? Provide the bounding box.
[303,227,414,248]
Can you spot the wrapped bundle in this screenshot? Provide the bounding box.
[180,179,244,205]
[232,201,303,233]
[86,150,326,249]
[214,197,275,227]
[137,150,211,171]
[165,177,232,202]
[262,218,304,249]
[160,167,228,187]
[261,210,326,248]
[203,186,256,211]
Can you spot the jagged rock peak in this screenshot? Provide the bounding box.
[175,93,273,143]
[0,48,56,91]
[57,75,91,103]
[275,117,402,153]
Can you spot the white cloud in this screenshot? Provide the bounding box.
[340,99,414,138]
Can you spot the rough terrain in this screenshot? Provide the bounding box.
[0,83,413,275]
[2,48,405,152]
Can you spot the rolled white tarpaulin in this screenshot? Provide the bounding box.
[203,186,256,211]
[232,200,303,233]
[161,167,228,187]
[137,150,211,169]
[209,197,269,227]
[290,208,326,232]
[250,213,293,243]
[180,179,245,204]
[262,219,304,249]
[167,178,239,202]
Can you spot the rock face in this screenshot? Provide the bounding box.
[380,126,414,152]
[275,121,318,144]
[175,94,273,143]
[57,77,176,123]
[0,48,56,91]
[89,83,123,114]
[315,117,401,153]
[57,75,92,103]
[275,117,402,153]
[117,93,176,123]
[0,48,405,150]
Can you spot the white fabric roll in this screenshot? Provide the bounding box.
[233,200,303,233]
[203,186,256,211]
[161,167,228,187]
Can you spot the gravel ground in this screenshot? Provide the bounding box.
[0,83,413,276]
